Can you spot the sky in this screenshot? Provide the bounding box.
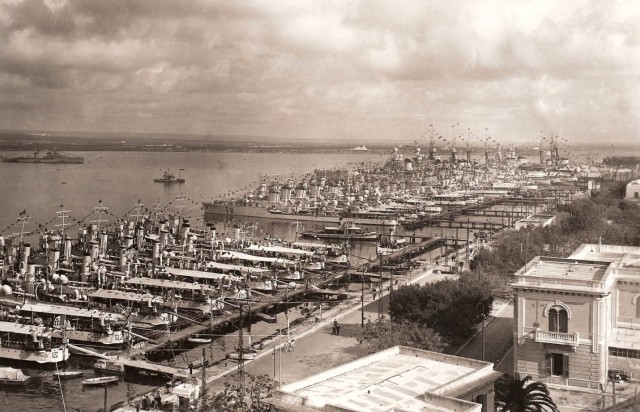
[0,0,638,145]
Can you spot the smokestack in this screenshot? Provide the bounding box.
[118,247,127,272]
[89,241,99,261]
[180,221,190,244]
[152,240,160,267]
[21,243,31,269]
[48,248,60,270]
[100,232,108,254]
[124,235,134,249]
[160,229,169,249]
[90,224,98,242]
[63,237,72,261]
[81,253,91,275]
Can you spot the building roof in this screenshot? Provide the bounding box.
[271,346,501,412]
[569,244,640,270]
[513,256,615,293]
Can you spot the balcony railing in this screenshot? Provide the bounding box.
[535,329,580,347]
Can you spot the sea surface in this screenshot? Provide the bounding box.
[0,145,636,411]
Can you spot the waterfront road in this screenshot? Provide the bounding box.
[204,267,456,392]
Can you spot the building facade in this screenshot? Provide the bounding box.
[512,244,640,390]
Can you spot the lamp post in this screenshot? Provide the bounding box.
[476,302,486,361]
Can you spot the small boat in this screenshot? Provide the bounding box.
[53,370,84,379]
[187,335,212,344]
[0,367,30,384]
[154,170,185,184]
[93,359,125,374]
[300,222,378,241]
[82,376,119,386]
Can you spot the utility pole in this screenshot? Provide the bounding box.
[378,252,383,319]
[237,303,245,408]
[175,194,188,227]
[476,302,486,361]
[361,265,366,327]
[200,347,207,409]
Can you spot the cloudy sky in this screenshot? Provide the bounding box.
[0,0,638,145]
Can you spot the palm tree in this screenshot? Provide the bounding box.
[495,373,559,412]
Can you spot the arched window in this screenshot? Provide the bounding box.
[549,307,568,333]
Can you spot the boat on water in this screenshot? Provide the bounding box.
[377,237,408,256]
[53,370,84,379]
[153,170,185,184]
[18,302,126,347]
[2,150,84,164]
[0,367,30,384]
[0,321,69,364]
[300,222,378,241]
[203,201,397,226]
[82,375,119,386]
[93,359,125,374]
[187,335,212,344]
[352,145,368,151]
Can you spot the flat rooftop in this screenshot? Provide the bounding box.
[513,256,614,292]
[273,346,500,412]
[570,244,640,269]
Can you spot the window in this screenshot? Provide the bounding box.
[637,301,640,318]
[549,307,568,333]
[475,394,486,412]
[635,192,639,199]
[546,353,569,377]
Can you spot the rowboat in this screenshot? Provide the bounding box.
[187,335,212,344]
[53,370,84,379]
[254,312,277,323]
[82,376,119,386]
[0,367,29,384]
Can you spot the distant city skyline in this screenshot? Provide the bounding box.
[0,1,637,145]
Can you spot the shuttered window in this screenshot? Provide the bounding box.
[549,307,568,333]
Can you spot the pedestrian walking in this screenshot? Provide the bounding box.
[334,319,340,336]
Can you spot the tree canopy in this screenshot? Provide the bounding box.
[495,373,559,412]
[361,317,445,353]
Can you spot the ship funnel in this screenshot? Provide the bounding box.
[152,240,160,266]
[118,247,127,272]
[81,253,91,280]
[159,219,167,232]
[63,237,72,261]
[127,221,135,237]
[124,235,134,249]
[180,222,190,244]
[48,248,60,269]
[89,241,99,261]
[136,225,144,250]
[100,232,108,254]
[90,224,98,242]
[160,230,169,249]
[21,243,31,269]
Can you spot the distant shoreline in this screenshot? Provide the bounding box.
[0,130,636,155]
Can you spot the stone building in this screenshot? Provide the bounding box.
[512,244,640,390]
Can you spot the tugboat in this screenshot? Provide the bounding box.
[300,221,378,241]
[153,170,185,184]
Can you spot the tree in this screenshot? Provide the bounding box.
[208,374,279,412]
[361,318,445,353]
[495,374,559,412]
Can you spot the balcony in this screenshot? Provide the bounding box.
[535,329,580,347]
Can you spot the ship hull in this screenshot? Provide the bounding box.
[203,202,397,226]
[0,346,69,364]
[3,157,84,164]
